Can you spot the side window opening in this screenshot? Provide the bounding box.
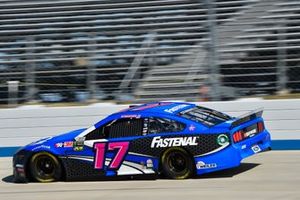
[85,125,107,140]
[108,118,143,138]
[179,106,231,127]
[146,117,185,134]
[85,118,143,140]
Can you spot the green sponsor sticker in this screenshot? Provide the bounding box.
[217,134,229,145]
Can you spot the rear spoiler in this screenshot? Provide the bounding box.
[231,108,264,128]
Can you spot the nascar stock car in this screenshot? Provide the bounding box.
[13,102,271,182]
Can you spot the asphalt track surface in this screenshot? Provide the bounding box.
[0,151,299,200]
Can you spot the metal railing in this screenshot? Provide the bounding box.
[0,0,300,105]
[118,33,156,96]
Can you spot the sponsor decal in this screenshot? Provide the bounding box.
[121,114,141,118]
[55,141,73,148]
[241,144,247,149]
[146,159,153,169]
[217,134,229,145]
[164,104,189,114]
[188,124,196,131]
[142,118,149,135]
[196,161,217,169]
[131,102,171,111]
[251,145,261,153]
[16,164,24,168]
[55,143,63,148]
[142,128,148,135]
[31,136,53,145]
[73,137,85,151]
[151,136,198,148]
[244,129,257,138]
[32,145,51,151]
[74,146,84,151]
[64,141,74,148]
[15,164,25,176]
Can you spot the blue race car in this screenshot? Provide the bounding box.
[13,102,271,182]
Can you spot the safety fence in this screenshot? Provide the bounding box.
[1,0,300,104]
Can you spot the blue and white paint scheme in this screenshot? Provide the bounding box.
[12,102,271,182]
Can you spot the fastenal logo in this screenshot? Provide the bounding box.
[151,136,198,148]
[164,104,189,113]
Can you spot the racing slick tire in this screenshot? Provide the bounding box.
[161,148,195,179]
[29,152,62,182]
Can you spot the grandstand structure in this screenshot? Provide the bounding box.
[0,0,299,104]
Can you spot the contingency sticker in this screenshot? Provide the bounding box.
[251,145,261,153]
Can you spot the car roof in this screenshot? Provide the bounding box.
[117,102,196,116]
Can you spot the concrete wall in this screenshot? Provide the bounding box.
[0,99,299,147]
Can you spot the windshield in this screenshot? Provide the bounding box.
[178,106,232,126]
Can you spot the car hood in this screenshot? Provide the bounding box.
[22,128,87,151]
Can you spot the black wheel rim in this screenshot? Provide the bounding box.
[167,151,188,174]
[35,155,56,178]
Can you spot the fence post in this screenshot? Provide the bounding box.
[277,20,287,93]
[206,0,221,101]
[7,80,19,107]
[118,32,156,95]
[87,33,97,100]
[25,36,36,102]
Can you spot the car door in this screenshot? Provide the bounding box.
[83,117,145,176]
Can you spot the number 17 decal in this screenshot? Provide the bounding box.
[94,142,129,170]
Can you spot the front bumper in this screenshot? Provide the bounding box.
[13,150,32,183]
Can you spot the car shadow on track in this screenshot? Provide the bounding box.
[2,175,14,183]
[195,162,260,179]
[2,163,260,183]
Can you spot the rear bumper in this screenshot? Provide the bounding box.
[194,129,271,175]
[234,129,271,159]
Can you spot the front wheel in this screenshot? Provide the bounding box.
[30,152,62,182]
[161,148,195,179]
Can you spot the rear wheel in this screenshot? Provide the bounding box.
[161,148,194,179]
[30,152,62,182]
